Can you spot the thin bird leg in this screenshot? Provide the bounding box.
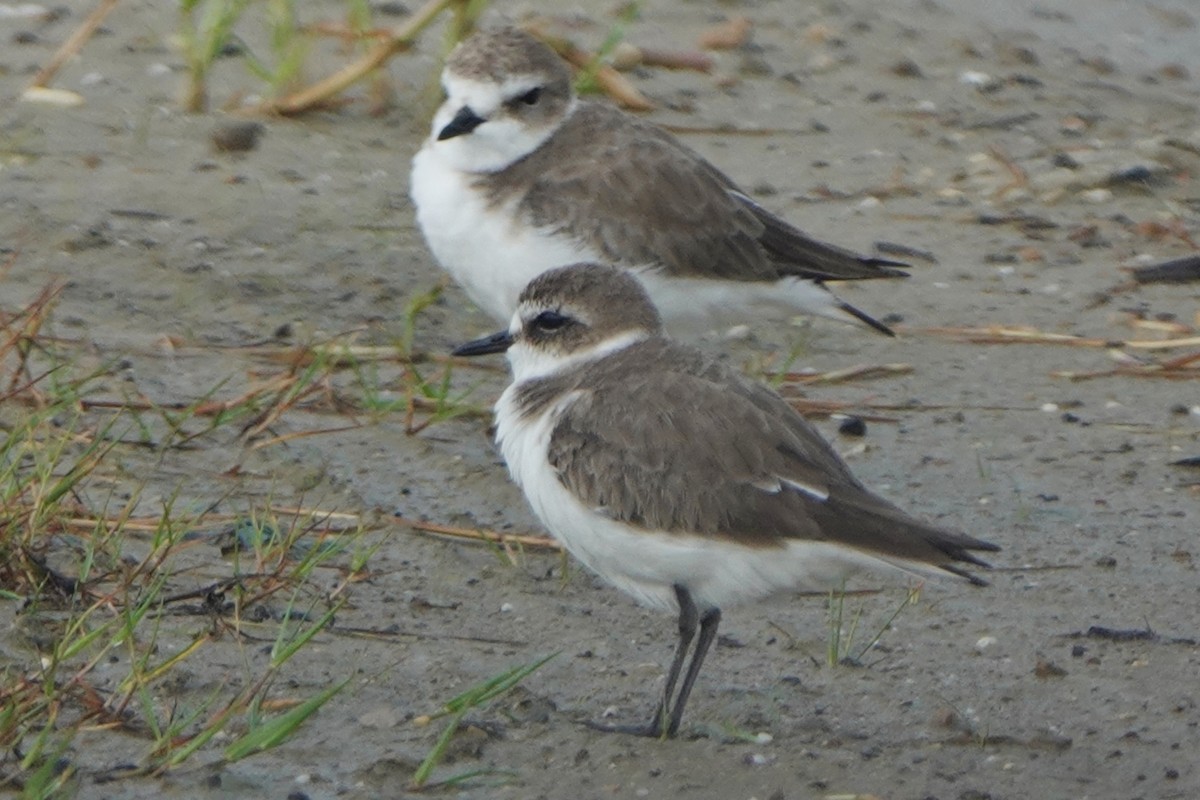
[582,585,702,737]
[665,604,721,736]
[643,584,699,737]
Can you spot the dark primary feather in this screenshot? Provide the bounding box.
[732,191,910,280]
[479,103,909,284]
[521,339,996,579]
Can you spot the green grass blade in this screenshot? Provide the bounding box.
[270,599,342,669]
[440,651,558,715]
[412,653,557,788]
[223,677,350,761]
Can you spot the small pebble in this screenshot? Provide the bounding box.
[1034,657,1068,678]
[723,324,752,341]
[1079,188,1113,203]
[838,416,867,437]
[212,121,264,153]
[891,58,923,78]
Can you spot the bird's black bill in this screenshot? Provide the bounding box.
[437,106,486,140]
[451,330,513,357]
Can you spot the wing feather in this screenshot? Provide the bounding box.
[542,341,995,575]
[521,106,772,280]
[482,103,909,283]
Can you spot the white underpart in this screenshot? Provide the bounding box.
[411,76,590,322]
[411,73,862,331]
[506,328,649,383]
[423,75,573,173]
[495,334,948,615]
[496,381,950,614]
[411,147,596,321]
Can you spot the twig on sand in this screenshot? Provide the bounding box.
[24,0,121,95]
[523,24,655,111]
[397,518,560,551]
[1053,348,1200,381]
[913,325,1200,350]
[788,363,913,385]
[261,0,456,115]
[609,43,714,73]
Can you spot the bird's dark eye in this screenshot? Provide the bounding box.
[531,310,570,332]
[518,87,542,106]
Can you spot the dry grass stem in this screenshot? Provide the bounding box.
[987,144,1029,198]
[610,43,714,73]
[1,279,66,396]
[1053,349,1200,381]
[24,0,121,92]
[261,0,457,115]
[398,519,559,551]
[696,16,752,50]
[913,324,1200,350]
[524,24,654,111]
[788,363,914,385]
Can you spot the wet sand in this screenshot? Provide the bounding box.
[2,1,1198,798]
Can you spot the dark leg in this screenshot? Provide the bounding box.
[583,584,702,738]
[641,585,699,736]
[665,604,721,736]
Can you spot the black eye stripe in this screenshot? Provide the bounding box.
[531,310,570,332]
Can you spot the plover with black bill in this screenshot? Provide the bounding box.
[413,26,908,337]
[452,263,999,738]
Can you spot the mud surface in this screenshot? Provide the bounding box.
[2,1,1199,798]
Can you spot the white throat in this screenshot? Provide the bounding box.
[428,74,575,174]
[507,329,649,383]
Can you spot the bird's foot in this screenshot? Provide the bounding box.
[580,717,671,739]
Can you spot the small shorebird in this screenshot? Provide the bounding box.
[453,263,999,737]
[413,26,907,337]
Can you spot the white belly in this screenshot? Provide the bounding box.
[411,144,595,323]
[412,143,851,333]
[494,388,915,614]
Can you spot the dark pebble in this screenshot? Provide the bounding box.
[891,58,923,78]
[1052,152,1079,169]
[838,416,867,437]
[212,121,264,153]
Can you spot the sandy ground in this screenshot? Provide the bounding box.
[2,1,1199,798]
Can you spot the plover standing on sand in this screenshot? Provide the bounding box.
[414,27,908,337]
[453,263,999,737]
